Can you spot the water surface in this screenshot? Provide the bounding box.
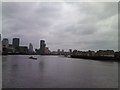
[2,55,118,88]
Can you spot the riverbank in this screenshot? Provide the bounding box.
[70,55,119,62]
[2,53,119,62]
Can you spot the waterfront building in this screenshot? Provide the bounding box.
[35,49,39,54]
[2,38,9,54]
[44,47,51,54]
[96,50,114,57]
[0,45,1,54]
[19,46,28,54]
[81,51,88,56]
[69,49,72,55]
[69,49,72,53]
[12,38,20,53]
[8,44,15,53]
[61,49,64,55]
[73,50,78,55]
[72,50,95,56]
[29,43,33,53]
[62,49,64,52]
[2,38,9,48]
[0,34,2,54]
[114,51,120,59]
[57,49,60,55]
[51,51,58,55]
[40,40,46,54]
[87,50,96,56]
[12,38,20,48]
[0,34,1,41]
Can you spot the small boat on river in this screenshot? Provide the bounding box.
[29,56,37,60]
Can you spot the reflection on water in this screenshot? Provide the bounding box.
[2,55,118,88]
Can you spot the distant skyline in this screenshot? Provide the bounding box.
[2,2,118,51]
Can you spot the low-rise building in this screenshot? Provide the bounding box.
[8,44,15,53]
[114,51,120,59]
[87,50,96,56]
[73,50,78,55]
[96,50,114,57]
[44,47,51,54]
[19,46,28,54]
[51,51,58,55]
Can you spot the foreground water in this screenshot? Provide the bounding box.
[2,55,118,88]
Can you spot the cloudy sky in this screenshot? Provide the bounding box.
[2,2,118,51]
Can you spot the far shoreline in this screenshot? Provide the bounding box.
[2,54,119,62]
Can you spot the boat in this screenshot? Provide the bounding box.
[29,56,37,60]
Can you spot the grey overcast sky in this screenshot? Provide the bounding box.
[2,2,118,51]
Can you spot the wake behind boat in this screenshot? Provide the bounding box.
[29,56,37,60]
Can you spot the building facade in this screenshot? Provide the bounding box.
[8,44,15,53]
[44,47,51,54]
[2,38,9,54]
[12,38,20,53]
[2,38,9,48]
[0,34,1,54]
[13,38,19,48]
[96,50,114,57]
[29,43,33,53]
[40,40,46,54]
[19,46,28,54]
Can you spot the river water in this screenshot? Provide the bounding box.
[2,55,118,88]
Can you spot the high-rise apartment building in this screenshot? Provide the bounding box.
[2,38,9,48]
[12,38,19,48]
[40,40,46,54]
[2,38,9,54]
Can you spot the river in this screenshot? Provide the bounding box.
[2,55,118,88]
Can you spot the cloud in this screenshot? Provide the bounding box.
[2,2,118,51]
